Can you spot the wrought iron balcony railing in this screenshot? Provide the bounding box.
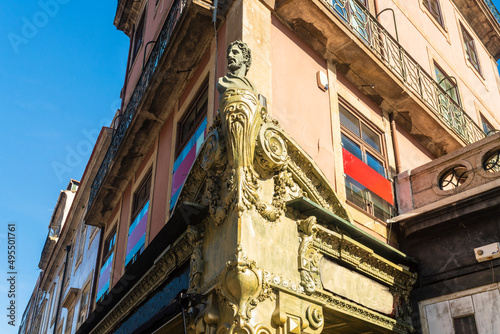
[88,0,188,208]
[326,0,485,145]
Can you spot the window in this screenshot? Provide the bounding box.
[44,285,55,332]
[481,115,494,135]
[339,101,395,221]
[131,11,145,63]
[435,63,461,106]
[102,228,116,262]
[131,173,151,221]
[77,282,90,327]
[75,223,87,265]
[64,241,75,286]
[171,85,209,210]
[52,267,64,323]
[96,227,116,303]
[461,25,481,74]
[64,307,74,334]
[423,0,444,27]
[453,315,478,334]
[125,172,152,270]
[176,86,208,157]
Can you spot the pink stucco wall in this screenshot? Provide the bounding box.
[271,16,335,185]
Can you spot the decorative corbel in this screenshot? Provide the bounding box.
[187,225,205,294]
[297,217,322,294]
[216,246,273,333]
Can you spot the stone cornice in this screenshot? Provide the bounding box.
[314,225,416,291]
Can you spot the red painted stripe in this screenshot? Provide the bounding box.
[343,148,394,205]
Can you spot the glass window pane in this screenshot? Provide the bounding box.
[345,175,369,209]
[341,134,362,161]
[435,65,460,105]
[339,105,360,136]
[481,116,494,134]
[361,123,381,152]
[366,152,386,177]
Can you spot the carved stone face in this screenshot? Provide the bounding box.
[228,45,245,74]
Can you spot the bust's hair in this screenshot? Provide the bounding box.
[227,40,252,75]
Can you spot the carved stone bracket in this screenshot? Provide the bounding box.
[201,90,298,224]
[216,246,273,331]
[187,225,205,293]
[190,293,220,334]
[297,217,322,294]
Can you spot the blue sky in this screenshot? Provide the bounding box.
[1,1,500,333]
[0,1,128,333]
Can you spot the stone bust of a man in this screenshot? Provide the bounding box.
[217,40,257,96]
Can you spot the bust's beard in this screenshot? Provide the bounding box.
[228,62,242,74]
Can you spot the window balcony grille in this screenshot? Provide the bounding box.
[88,0,188,208]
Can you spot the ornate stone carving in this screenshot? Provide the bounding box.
[216,246,273,332]
[219,88,263,214]
[297,216,322,294]
[217,247,263,326]
[306,305,324,330]
[187,225,204,293]
[190,293,220,334]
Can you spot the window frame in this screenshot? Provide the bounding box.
[339,99,394,221]
[423,0,445,28]
[74,223,87,271]
[480,114,495,135]
[131,10,146,65]
[339,101,388,178]
[64,305,74,334]
[77,279,91,327]
[460,24,482,75]
[175,85,209,158]
[125,170,153,271]
[131,171,152,223]
[434,62,461,106]
[101,226,116,264]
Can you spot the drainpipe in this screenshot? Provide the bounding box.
[52,245,71,334]
[376,8,400,43]
[389,112,402,175]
